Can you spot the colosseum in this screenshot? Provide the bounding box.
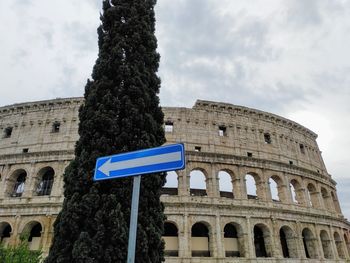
[0,97,349,262]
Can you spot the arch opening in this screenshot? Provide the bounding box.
[254,224,271,257]
[269,177,279,202]
[302,228,317,259]
[307,183,319,208]
[321,187,331,211]
[9,170,27,197]
[334,232,345,259]
[219,171,234,198]
[163,222,178,257]
[320,230,333,259]
[0,222,12,247]
[331,192,341,213]
[190,170,207,196]
[162,171,178,196]
[344,234,350,256]
[191,222,210,257]
[22,222,42,251]
[246,173,258,199]
[279,226,298,258]
[289,179,303,204]
[224,223,241,257]
[36,167,54,196]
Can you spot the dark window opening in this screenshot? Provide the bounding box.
[254,226,267,257]
[36,168,54,196]
[195,146,201,152]
[22,148,29,153]
[12,172,26,197]
[191,223,210,257]
[1,225,11,240]
[303,235,310,258]
[224,224,238,238]
[163,223,178,237]
[28,223,42,242]
[264,133,272,144]
[219,126,227,136]
[165,121,173,133]
[163,222,179,256]
[224,224,240,257]
[3,127,13,138]
[247,152,253,157]
[52,122,60,133]
[280,229,290,258]
[300,144,305,154]
[289,161,293,165]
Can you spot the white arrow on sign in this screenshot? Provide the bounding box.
[98,151,182,177]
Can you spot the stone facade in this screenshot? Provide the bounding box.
[0,97,349,262]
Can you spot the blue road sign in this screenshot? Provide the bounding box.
[94,143,185,181]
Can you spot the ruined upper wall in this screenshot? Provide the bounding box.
[0,97,328,176]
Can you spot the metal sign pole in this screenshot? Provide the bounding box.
[127,175,141,263]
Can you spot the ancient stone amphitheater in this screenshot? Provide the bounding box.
[0,97,349,262]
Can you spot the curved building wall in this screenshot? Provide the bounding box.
[0,97,349,262]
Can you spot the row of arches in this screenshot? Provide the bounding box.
[163,169,341,213]
[162,221,350,259]
[1,167,55,197]
[0,221,43,250]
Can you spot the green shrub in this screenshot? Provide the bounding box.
[0,236,42,263]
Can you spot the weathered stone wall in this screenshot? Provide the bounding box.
[0,98,349,262]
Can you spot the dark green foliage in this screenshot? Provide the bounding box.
[0,235,42,263]
[45,0,165,262]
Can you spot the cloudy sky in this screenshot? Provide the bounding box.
[0,0,350,218]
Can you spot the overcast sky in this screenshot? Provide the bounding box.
[0,0,350,218]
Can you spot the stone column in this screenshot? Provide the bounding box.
[23,163,36,198]
[209,164,219,198]
[238,167,247,200]
[246,216,255,258]
[42,215,53,256]
[0,164,10,198]
[329,225,338,259]
[295,221,306,258]
[215,214,224,257]
[271,218,281,258]
[177,169,187,197]
[179,214,190,257]
[314,225,324,259]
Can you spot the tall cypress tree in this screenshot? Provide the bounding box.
[45,0,165,262]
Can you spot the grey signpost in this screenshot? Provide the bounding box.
[93,143,185,263]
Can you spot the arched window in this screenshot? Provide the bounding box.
[331,192,341,213]
[254,224,271,257]
[219,171,234,198]
[0,222,12,247]
[289,179,303,204]
[269,177,279,201]
[321,187,331,210]
[245,174,257,199]
[191,222,210,257]
[344,234,350,256]
[190,170,207,196]
[302,228,317,259]
[320,230,333,259]
[163,222,178,257]
[23,222,42,251]
[334,232,345,259]
[162,171,178,195]
[8,170,27,197]
[279,226,298,258]
[224,223,241,257]
[36,167,54,196]
[307,183,319,208]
